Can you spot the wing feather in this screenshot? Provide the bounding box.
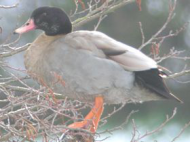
[65,31,157,71]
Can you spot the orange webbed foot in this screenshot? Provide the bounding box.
[68,96,104,133]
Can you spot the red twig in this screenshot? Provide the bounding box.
[136,0,142,11]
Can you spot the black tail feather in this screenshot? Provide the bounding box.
[135,69,182,103]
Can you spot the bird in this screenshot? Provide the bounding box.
[14,6,182,134]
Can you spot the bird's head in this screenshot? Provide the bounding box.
[14,7,72,36]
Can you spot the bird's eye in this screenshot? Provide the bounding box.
[26,23,29,26]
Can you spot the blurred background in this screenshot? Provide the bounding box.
[1,0,190,141]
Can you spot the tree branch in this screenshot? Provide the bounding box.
[167,70,190,79]
[0,1,20,9]
[139,0,177,50]
[72,0,135,28]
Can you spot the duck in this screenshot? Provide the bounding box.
[14,6,182,134]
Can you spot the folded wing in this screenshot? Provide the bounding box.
[67,31,157,71]
[63,31,181,102]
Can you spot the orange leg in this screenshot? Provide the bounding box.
[68,96,104,133]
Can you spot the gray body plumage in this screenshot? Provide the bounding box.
[24,31,168,104]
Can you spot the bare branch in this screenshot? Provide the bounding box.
[0,1,20,9]
[167,69,190,79]
[94,14,107,31]
[72,0,135,28]
[139,0,177,50]
[99,110,139,135]
[171,121,190,142]
[0,43,30,58]
[131,108,177,141]
[139,22,145,45]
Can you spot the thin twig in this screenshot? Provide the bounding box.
[167,70,190,79]
[134,108,177,141]
[0,1,20,9]
[94,14,107,31]
[171,121,190,142]
[138,0,177,50]
[0,43,30,58]
[73,0,135,28]
[139,22,145,45]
